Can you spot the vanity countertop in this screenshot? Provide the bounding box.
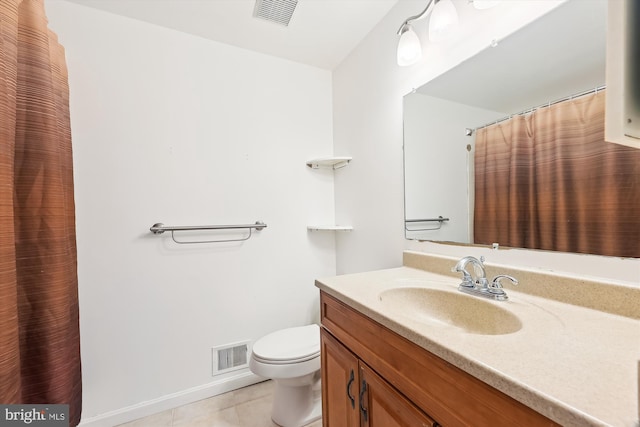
[315,256,640,427]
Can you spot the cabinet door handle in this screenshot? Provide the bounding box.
[346,369,355,409]
[359,379,368,422]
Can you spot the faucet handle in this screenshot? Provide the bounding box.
[490,274,518,291]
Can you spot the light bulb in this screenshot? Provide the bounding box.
[428,0,459,42]
[397,24,422,66]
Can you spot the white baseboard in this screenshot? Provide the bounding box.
[78,372,265,427]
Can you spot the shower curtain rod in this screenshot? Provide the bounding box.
[469,85,606,134]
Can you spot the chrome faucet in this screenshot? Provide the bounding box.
[452,256,518,301]
[452,256,488,288]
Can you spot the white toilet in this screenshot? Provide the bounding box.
[249,324,321,427]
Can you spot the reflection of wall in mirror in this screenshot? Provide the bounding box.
[606,0,639,147]
[624,0,639,139]
[403,93,503,242]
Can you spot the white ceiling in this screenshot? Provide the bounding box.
[62,0,399,70]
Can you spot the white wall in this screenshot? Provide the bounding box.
[45,1,336,424]
[42,0,639,423]
[333,0,640,284]
[403,94,504,242]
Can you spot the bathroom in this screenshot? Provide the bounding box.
[3,0,638,426]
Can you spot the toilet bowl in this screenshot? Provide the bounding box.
[249,324,321,427]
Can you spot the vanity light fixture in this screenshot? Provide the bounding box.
[396,0,460,66]
[397,23,422,66]
[429,0,459,42]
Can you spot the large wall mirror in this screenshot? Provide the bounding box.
[403,0,639,258]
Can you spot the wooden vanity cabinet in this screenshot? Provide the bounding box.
[321,328,438,427]
[321,328,359,427]
[320,291,560,427]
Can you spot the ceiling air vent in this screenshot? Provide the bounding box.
[254,0,298,27]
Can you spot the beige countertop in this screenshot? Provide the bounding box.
[315,254,640,427]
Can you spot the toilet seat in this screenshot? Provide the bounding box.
[252,352,319,365]
[252,324,320,365]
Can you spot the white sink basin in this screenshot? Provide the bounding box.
[379,287,522,335]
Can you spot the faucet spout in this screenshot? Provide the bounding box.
[452,256,487,287]
[452,256,519,301]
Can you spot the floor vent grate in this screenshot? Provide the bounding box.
[212,341,250,376]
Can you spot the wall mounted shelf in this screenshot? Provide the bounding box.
[306,156,353,231]
[306,156,352,170]
[307,225,353,232]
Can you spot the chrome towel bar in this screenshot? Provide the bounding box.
[405,217,450,223]
[405,216,449,231]
[150,221,267,244]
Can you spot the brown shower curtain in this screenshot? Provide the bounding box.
[474,91,640,258]
[0,0,82,425]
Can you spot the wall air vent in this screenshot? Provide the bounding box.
[212,341,251,376]
[254,0,298,27]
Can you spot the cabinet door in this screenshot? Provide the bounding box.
[321,328,359,427]
[360,363,438,427]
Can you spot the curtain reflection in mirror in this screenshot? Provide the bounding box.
[474,91,640,258]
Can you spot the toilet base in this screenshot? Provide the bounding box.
[271,377,322,427]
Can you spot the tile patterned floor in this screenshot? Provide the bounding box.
[117,380,322,427]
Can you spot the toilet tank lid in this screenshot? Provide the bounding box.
[252,324,320,362]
